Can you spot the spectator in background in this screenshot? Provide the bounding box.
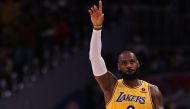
[65,100,81,109]
[0,48,13,97]
[53,17,70,45]
[3,58,14,90]
[1,0,21,26]
[150,49,167,73]
[165,102,177,109]
[169,48,185,71]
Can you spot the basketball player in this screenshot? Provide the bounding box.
[88,0,164,109]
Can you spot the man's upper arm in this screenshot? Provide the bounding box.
[150,84,164,109]
[95,71,117,103]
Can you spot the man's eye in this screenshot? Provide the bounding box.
[121,61,127,64]
[122,62,126,64]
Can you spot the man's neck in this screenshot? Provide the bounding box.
[123,79,141,88]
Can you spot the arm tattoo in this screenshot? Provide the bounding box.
[151,85,164,109]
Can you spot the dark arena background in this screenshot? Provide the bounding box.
[0,0,190,109]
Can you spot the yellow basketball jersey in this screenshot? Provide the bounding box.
[106,79,154,109]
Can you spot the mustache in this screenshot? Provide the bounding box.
[119,69,140,81]
[123,69,136,74]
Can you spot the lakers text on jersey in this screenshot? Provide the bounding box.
[106,79,154,109]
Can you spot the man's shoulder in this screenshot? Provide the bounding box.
[141,80,157,87]
[149,83,159,90]
[147,82,160,96]
[141,80,159,92]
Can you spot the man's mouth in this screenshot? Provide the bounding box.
[124,69,135,74]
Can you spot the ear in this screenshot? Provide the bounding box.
[137,60,140,68]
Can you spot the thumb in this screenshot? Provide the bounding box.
[101,13,104,18]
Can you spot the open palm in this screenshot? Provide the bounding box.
[88,0,104,26]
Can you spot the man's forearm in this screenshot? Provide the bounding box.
[89,29,102,59]
[89,29,107,76]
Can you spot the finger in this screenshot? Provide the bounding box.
[94,5,98,12]
[91,6,96,13]
[99,0,102,11]
[88,10,93,15]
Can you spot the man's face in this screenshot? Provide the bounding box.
[118,52,140,80]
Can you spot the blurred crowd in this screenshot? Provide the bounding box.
[0,0,86,98]
[0,0,190,109]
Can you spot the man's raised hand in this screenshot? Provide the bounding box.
[88,0,104,29]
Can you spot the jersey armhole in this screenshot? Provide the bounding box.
[105,81,119,107]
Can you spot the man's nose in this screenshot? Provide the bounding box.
[125,63,132,69]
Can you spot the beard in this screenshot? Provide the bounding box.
[119,69,140,81]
